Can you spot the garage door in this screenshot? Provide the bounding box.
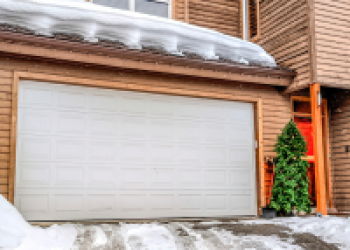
[15,80,256,220]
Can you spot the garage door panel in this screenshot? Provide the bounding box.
[178,169,202,187]
[18,194,50,214]
[176,120,202,141]
[17,164,50,187]
[55,139,85,160]
[19,81,53,107]
[149,143,176,163]
[18,109,52,133]
[87,166,116,187]
[54,166,84,186]
[56,88,86,110]
[55,194,84,213]
[205,194,228,211]
[120,141,147,162]
[229,147,254,167]
[16,81,256,220]
[203,146,227,165]
[89,114,117,136]
[177,144,201,163]
[149,168,175,187]
[120,116,147,139]
[89,195,115,212]
[230,170,253,187]
[148,97,175,117]
[89,92,117,112]
[175,99,201,119]
[88,141,117,161]
[119,93,148,114]
[227,104,254,123]
[149,119,175,140]
[55,112,86,135]
[19,137,51,161]
[120,167,147,188]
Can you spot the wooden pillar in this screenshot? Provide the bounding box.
[310,83,328,215]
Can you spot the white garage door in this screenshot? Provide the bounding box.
[15,80,256,221]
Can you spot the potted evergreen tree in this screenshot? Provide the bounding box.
[265,120,312,217]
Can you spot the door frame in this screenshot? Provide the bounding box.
[9,71,265,217]
[290,96,333,210]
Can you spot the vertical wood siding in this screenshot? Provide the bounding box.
[314,0,350,87]
[0,57,291,202]
[173,0,241,37]
[258,0,312,91]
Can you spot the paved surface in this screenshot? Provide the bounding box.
[70,221,339,250]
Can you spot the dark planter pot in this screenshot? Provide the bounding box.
[260,207,277,219]
[277,210,294,217]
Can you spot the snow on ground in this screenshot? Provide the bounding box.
[1,194,348,250]
[121,223,177,250]
[243,216,350,250]
[0,0,276,67]
[210,228,302,250]
[0,195,77,250]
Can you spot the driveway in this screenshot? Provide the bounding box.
[70,220,340,250]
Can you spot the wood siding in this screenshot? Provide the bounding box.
[314,0,350,87]
[0,57,291,206]
[258,0,312,91]
[330,90,350,212]
[173,0,241,37]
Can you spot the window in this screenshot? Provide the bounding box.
[242,0,261,42]
[91,0,171,18]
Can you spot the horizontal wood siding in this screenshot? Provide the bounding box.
[258,0,312,91]
[0,69,11,200]
[174,0,241,37]
[314,0,350,87]
[330,90,350,212]
[0,57,291,202]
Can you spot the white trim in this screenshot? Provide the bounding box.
[91,0,171,19]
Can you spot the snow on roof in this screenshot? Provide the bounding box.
[0,0,277,67]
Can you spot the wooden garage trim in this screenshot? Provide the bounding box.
[9,71,265,215]
[8,72,18,204]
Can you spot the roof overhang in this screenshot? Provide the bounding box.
[0,30,296,86]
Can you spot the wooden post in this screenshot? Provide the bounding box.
[310,83,327,215]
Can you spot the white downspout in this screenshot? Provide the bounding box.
[242,0,249,41]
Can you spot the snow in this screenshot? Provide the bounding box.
[90,226,108,247]
[3,191,350,250]
[121,223,177,250]
[0,195,77,250]
[210,228,302,250]
[244,216,350,250]
[0,0,276,67]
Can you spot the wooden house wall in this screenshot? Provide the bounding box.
[257,0,312,91]
[314,0,350,87]
[173,0,241,37]
[0,57,291,204]
[329,90,350,212]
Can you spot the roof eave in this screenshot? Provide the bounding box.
[0,30,296,86]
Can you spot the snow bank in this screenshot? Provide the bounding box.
[0,195,77,250]
[244,216,350,250]
[0,0,276,67]
[121,223,177,250]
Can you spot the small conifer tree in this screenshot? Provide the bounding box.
[270,119,312,213]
